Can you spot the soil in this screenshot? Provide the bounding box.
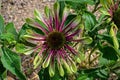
[0,0,118,80]
[1,0,54,80]
[1,0,54,30]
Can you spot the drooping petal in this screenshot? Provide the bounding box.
[26,18,48,34]
[60,48,70,58]
[59,50,72,74]
[34,18,48,30]
[49,61,55,77]
[57,62,64,77]
[66,29,81,40]
[33,54,43,69]
[24,49,34,55]
[59,7,70,31]
[34,9,48,27]
[42,50,53,68]
[23,35,46,41]
[38,47,46,55]
[30,32,46,39]
[62,58,72,74]
[32,44,42,53]
[71,61,77,73]
[54,2,60,30]
[57,52,64,76]
[34,9,44,21]
[65,44,77,55]
[68,57,77,73]
[69,37,93,44]
[44,6,53,31]
[63,16,81,33]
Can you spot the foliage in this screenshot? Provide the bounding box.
[0,0,120,79]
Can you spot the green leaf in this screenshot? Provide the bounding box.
[96,69,108,79]
[58,0,94,5]
[77,74,90,80]
[38,68,50,80]
[0,33,16,45]
[5,22,18,40]
[18,23,40,47]
[1,47,26,80]
[97,34,113,45]
[65,14,77,26]
[99,57,110,66]
[114,69,120,77]
[83,11,97,31]
[99,46,118,64]
[15,43,29,53]
[1,70,7,80]
[65,2,87,12]
[111,61,120,69]
[18,23,28,37]
[102,46,118,61]
[0,15,4,35]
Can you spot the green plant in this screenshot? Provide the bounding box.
[0,0,120,80]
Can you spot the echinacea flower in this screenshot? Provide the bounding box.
[25,2,83,77]
[101,0,120,28]
[112,2,120,28]
[100,0,120,50]
[111,0,120,28]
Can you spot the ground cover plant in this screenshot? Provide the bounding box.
[0,0,120,80]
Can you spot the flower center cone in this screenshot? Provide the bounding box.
[47,31,66,49]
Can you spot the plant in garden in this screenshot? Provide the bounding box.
[61,0,120,79]
[100,0,120,51]
[24,2,91,77]
[108,0,120,26]
[0,15,26,80]
[0,0,120,80]
[100,0,120,28]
